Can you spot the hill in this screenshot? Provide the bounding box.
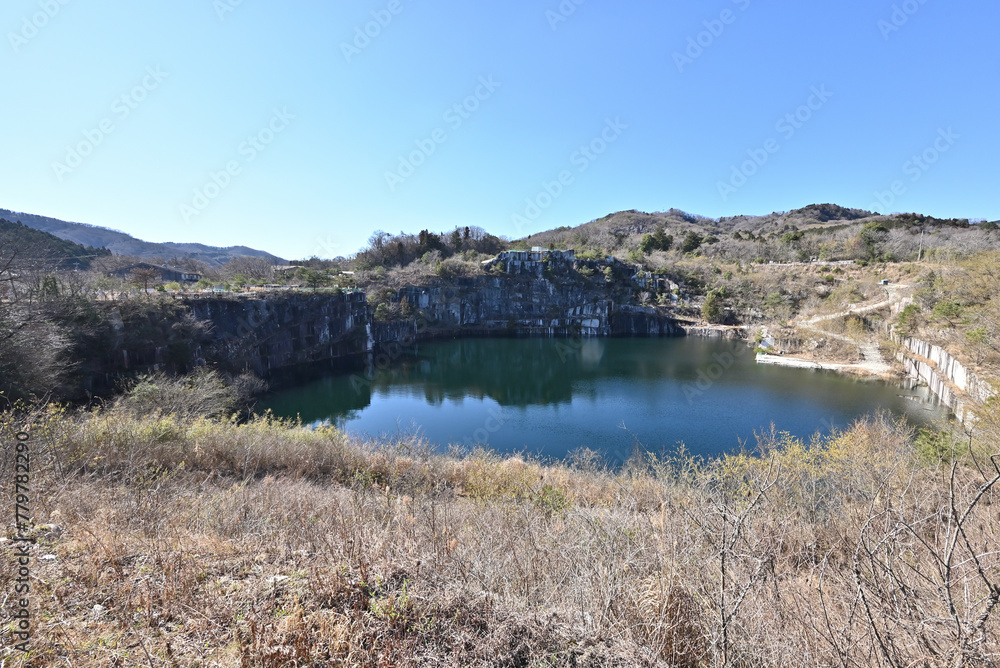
[0,218,111,270]
[0,208,285,267]
[507,203,995,265]
[518,204,883,249]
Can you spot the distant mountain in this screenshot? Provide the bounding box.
[519,209,718,250]
[0,218,112,270]
[516,203,987,253]
[0,209,285,267]
[718,203,876,231]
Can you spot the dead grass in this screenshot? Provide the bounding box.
[1,407,998,667]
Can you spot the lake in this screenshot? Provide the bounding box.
[258,337,950,463]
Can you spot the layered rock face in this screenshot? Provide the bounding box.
[72,274,692,393]
[184,292,372,376]
[898,336,994,422]
[177,277,688,378]
[398,277,684,338]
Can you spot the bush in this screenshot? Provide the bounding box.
[639,227,673,254]
[895,304,921,337]
[681,232,702,254]
[1,407,998,666]
[116,368,252,420]
[435,258,477,280]
[0,304,70,401]
[914,427,961,463]
[932,300,963,325]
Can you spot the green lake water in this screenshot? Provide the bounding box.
[259,337,949,463]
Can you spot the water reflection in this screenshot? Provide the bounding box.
[259,337,949,460]
[384,338,610,408]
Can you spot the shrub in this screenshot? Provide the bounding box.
[435,258,477,280]
[895,304,921,337]
[932,299,963,325]
[681,232,702,254]
[116,368,248,420]
[914,427,961,463]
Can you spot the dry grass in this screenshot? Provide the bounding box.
[1,407,998,667]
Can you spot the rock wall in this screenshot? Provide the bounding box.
[898,336,994,422]
[681,325,746,340]
[397,277,685,338]
[184,292,372,377]
[74,277,700,394]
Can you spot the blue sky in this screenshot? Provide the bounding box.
[2,0,997,260]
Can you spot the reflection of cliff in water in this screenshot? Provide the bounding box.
[371,338,609,408]
[257,337,952,459]
[265,338,768,425]
[365,338,750,407]
[265,373,373,425]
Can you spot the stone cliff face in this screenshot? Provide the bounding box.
[184,292,372,377]
[69,292,374,397]
[397,276,685,338]
[72,276,692,393]
[898,336,994,422]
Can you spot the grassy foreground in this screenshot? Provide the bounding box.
[1,405,998,667]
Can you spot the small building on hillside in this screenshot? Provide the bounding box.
[109,263,203,283]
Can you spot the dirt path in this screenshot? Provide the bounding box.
[757,284,907,376]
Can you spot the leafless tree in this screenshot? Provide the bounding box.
[220,255,275,283]
[129,267,161,293]
[0,242,70,401]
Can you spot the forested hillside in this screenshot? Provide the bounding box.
[0,208,284,267]
[0,218,111,270]
[513,204,998,265]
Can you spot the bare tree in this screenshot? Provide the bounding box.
[129,267,161,293]
[0,242,70,401]
[220,256,275,283]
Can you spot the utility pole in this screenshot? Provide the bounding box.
[917,229,924,262]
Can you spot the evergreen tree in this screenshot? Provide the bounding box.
[702,289,725,323]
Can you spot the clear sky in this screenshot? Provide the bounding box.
[2,0,997,261]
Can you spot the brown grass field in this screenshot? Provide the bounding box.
[1,404,998,666]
